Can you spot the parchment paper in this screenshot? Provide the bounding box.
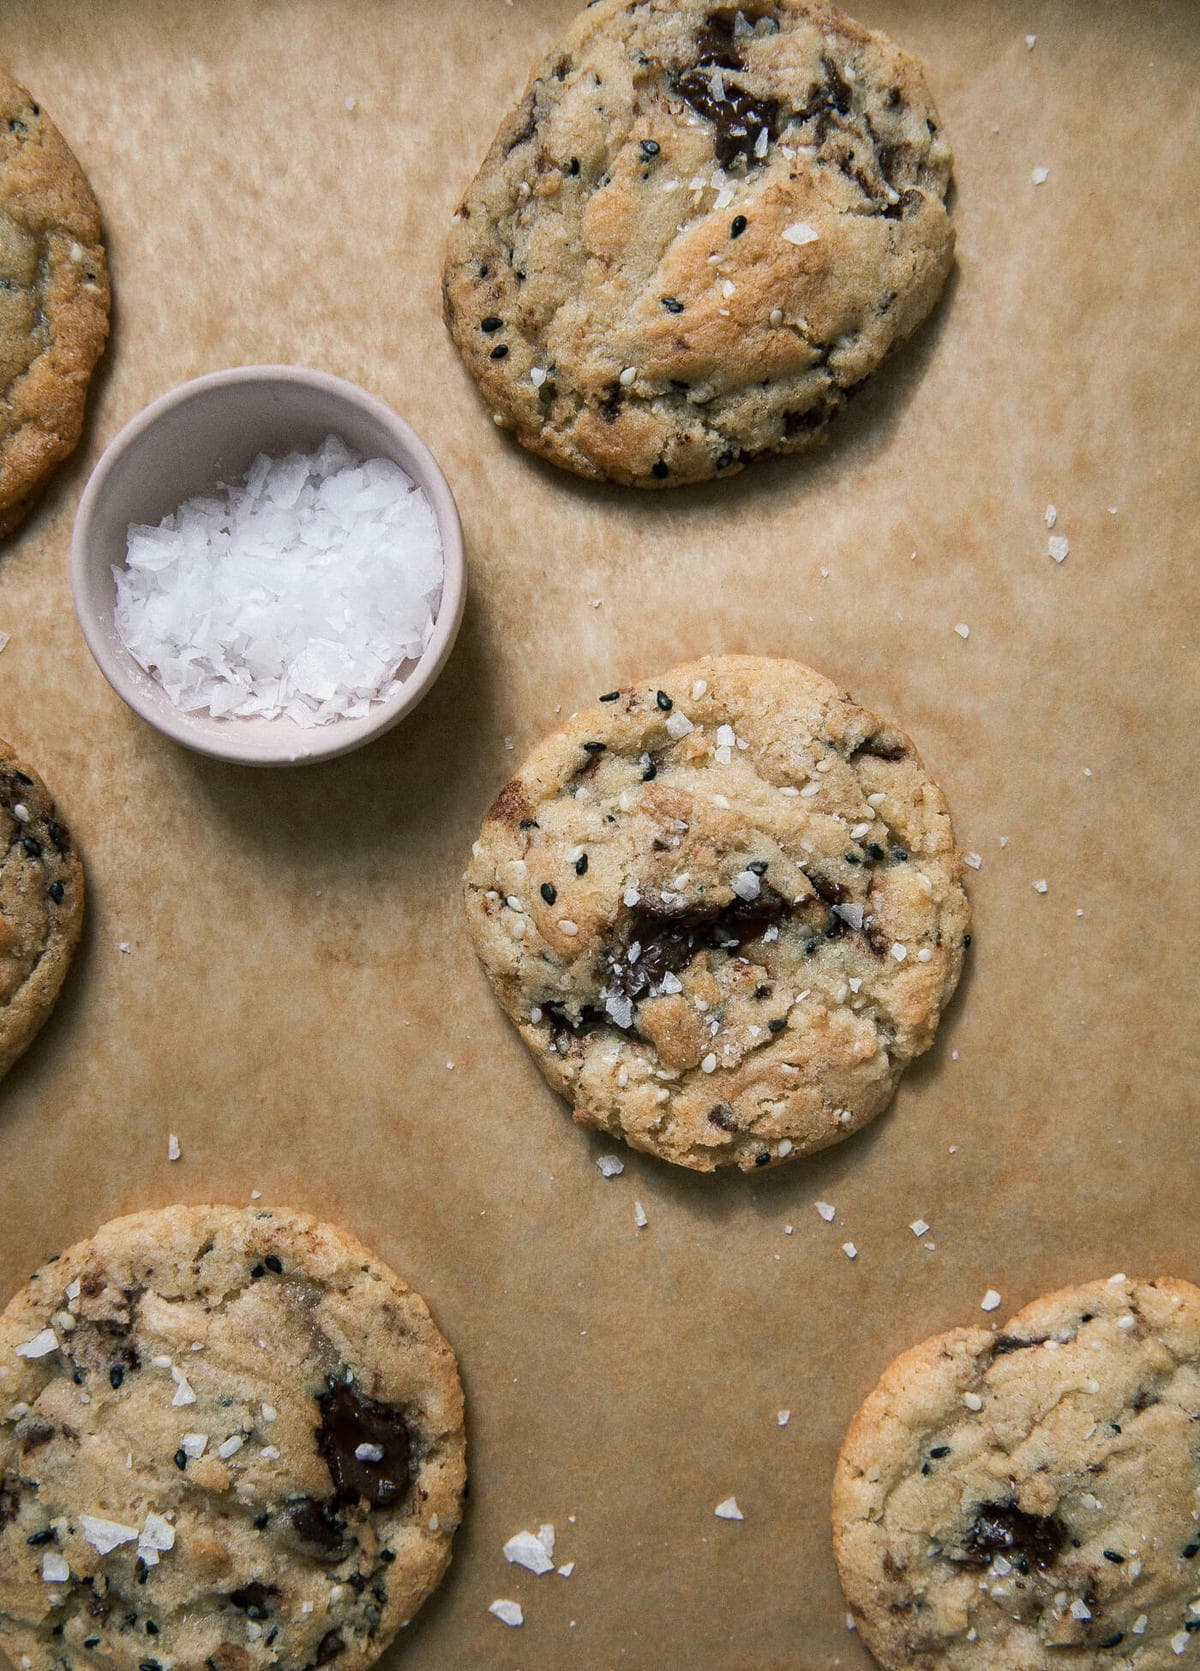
[1,2,1197,1665]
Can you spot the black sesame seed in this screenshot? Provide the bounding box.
[518,818,539,830]
[1102,1549,1124,1563]
[1183,1542,1200,1559]
[48,880,64,902]
[640,138,660,158]
[651,461,669,478]
[1189,1621,1200,1634]
[656,690,672,711]
[110,1364,125,1389]
[747,860,768,875]
[804,938,819,955]
[753,984,770,999]
[47,820,62,846]
[27,1528,55,1545]
[490,343,509,359]
[264,1255,283,1274]
[768,1018,786,1034]
[174,1449,187,1471]
[1098,1633,1124,1649]
[140,1660,162,1670]
[661,296,684,313]
[921,1461,931,1475]
[480,316,503,332]
[253,1512,270,1530]
[13,770,32,785]
[599,691,620,702]
[379,1549,396,1563]
[85,1641,100,1650]
[730,214,747,237]
[146,1622,159,1636]
[928,1445,950,1458]
[717,449,735,468]
[582,740,606,754]
[73,1366,86,1385]
[21,835,42,857]
[754,1152,770,1166]
[844,852,860,864]
[866,842,885,861]
[891,847,909,862]
[963,933,972,947]
[540,882,557,905]
[642,763,657,781]
[575,854,588,875]
[568,157,580,175]
[250,1263,265,1279]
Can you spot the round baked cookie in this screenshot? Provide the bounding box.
[0,67,110,537]
[833,1277,1200,1670]
[443,0,953,488]
[0,1205,466,1671]
[0,738,84,1081]
[463,655,968,1171]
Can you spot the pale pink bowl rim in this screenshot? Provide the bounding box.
[70,364,466,766]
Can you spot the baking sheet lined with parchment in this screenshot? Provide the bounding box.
[2,2,1198,1666]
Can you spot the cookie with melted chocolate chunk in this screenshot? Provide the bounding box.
[834,1276,1200,1668]
[0,1206,465,1671]
[0,67,110,536]
[443,0,953,486]
[0,737,84,1082]
[464,655,968,1171]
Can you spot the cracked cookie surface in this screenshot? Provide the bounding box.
[0,1206,466,1671]
[443,0,953,487]
[464,655,968,1171]
[0,67,110,537]
[0,738,83,1082]
[833,1277,1200,1670]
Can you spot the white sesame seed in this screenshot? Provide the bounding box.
[691,679,708,700]
[769,307,783,326]
[619,366,637,386]
[530,367,548,387]
[1116,1315,1136,1330]
[558,919,579,936]
[963,1392,984,1411]
[11,803,28,823]
[700,1052,717,1073]
[917,947,933,963]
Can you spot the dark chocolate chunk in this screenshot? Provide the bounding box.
[286,1497,348,1558]
[707,1104,736,1131]
[317,1376,412,1511]
[227,1583,280,1616]
[961,1503,1065,1572]
[608,884,790,999]
[316,1631,346,1665]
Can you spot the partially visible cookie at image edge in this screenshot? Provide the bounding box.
[0,1204,466,1671]
[464,655,969,1171]
[0,67,110,537]
[833,1276,1200,1669]
[444,0,953,487]
[0,737,83,1082]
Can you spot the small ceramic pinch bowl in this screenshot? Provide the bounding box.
[71,365,465,766]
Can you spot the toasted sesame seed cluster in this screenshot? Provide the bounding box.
[0,1207,466,1671]
[834,1277,1200,1669]
[0,68,109,537]
[464,655,969,1170]
[443,0,953,486]
[0,738,84,1082]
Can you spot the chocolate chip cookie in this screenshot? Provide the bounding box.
[464,656,968,1171]
[833,1276,1200,1669]
[0,1206,466,1671]
[443,0,953,487]
[0,67,110,537]
[0,738,83,1082]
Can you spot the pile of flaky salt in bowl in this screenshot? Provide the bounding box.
[113,435,444,726]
